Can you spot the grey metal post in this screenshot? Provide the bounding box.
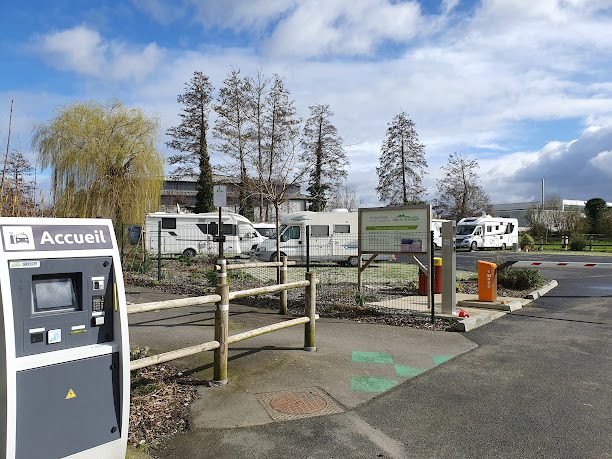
[214,259,229,384]
[304,271,317,351]
[306,225,310,272]
[157,220,161,281]
[441,220,457,315]
[430,231,435,323]
[279,255,288,315]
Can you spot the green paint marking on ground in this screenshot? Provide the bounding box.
[351,376,398,392]
[432,355,454,365]
[352,351,394,364]
[394,364,426,378]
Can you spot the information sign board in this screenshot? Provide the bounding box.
[213,185,227,208]
[358,205,431,254]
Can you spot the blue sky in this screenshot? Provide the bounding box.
[2,0,612,205]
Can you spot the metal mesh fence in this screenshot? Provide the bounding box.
[119,224,434,314]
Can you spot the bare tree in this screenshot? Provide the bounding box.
[376,112,427,205]
[260,75,300,220]
[245,71,271,221]
[300,104,347,211]
[166,71,215,213]
[327,183,360,211]
[252,135,308,263]
[214,69,254,219]
[435,152,490,220]
[1,151,36,217]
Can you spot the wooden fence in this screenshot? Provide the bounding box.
[128,257,317,384]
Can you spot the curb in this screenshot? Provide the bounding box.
[457,299,523,312]
[525,280,558,300]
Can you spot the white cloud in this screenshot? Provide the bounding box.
[265,0,422,57]
[35,26,164,81]
[480,125,612,202]
[589,150,612,176]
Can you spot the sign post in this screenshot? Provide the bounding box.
[213,185,227,259]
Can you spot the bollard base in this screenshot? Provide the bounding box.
[303,346,317,352]
[212,379,228,386]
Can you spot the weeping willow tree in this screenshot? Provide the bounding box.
[32,100,164,224]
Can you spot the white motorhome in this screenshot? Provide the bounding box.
[431,219,448,248]
[145,212,266,257]
[254,209,363,265]
[253,222,276,239]
[455,215,518,251]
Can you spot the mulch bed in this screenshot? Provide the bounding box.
[129,363,199,455]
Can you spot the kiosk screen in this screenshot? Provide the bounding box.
[32,275,79,311]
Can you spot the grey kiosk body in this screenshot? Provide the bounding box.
[0,218,129,458]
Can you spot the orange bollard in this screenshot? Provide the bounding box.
[477,261,497,302]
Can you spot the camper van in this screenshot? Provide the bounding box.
[253,222,276,239]
[253,210,363,265]
[455,215,518,251]
[431,219,448,248]
[145,212,266,257]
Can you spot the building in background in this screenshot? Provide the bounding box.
[491,199,612,230]
[160,174,309,220]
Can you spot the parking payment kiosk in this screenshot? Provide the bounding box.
[0,218,129,458]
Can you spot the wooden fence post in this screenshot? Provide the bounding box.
[304,271,317,352]
[214,259,229,384]
[279,255,288,315]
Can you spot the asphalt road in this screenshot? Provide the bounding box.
[160,257,612,458]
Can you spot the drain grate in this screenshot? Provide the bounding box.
[256,387,344,421]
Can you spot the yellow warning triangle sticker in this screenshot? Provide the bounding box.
[65,388,76,400]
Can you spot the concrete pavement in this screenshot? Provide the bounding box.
[127,286,478,430]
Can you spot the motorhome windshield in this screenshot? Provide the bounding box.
[457,225,476,235]
[280,226,300,242]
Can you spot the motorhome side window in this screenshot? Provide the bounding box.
[311,225,329,237]
[334,224,350,233]
[281,226,300,242]
[505,223,514,234]
[486,226,492,233]
[161,218,176,229]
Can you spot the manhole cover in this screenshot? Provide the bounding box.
[257,387,344,421]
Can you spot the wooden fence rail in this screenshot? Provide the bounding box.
[129,257,317,383]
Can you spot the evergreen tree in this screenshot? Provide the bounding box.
[434,152,490,220]
[214,69,254,219]
[376,112,427,205]
[300,104,347,211]
[584,198,608,233]
[166,71,214,213]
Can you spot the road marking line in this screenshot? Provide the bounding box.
[342,411,408,459]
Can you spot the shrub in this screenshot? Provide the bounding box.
[569,235,587,251]
[519,233,534,250]
[497,267,544,290]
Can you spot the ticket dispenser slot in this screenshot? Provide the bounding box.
[0,218,129,459]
